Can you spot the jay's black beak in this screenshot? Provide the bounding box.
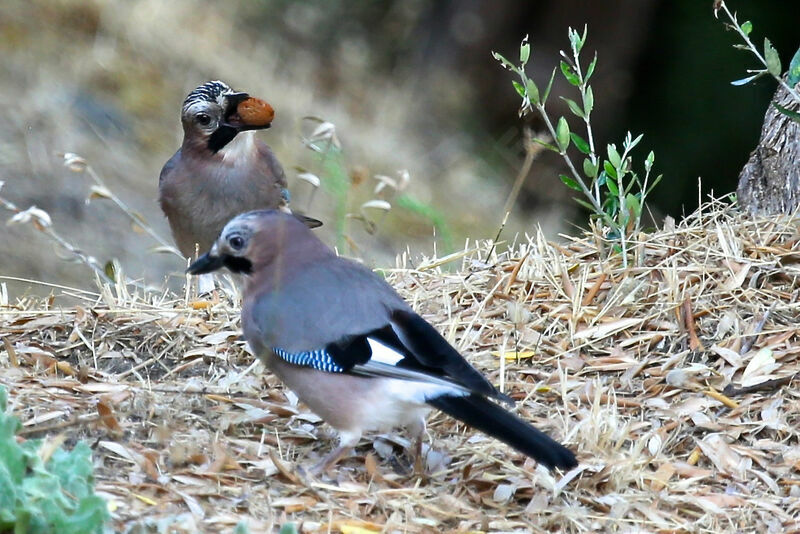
[208,92,275,153]
[187,253,226,275]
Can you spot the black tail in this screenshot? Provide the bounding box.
[428,394,577,470]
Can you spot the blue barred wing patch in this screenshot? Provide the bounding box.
[273,347,345,373]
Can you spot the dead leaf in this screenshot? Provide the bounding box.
[97,395,123,435]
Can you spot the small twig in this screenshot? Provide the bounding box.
[581,272,607,306]
[0,186,114,284]
[715,1,800,106]
[1,181,155,293]
[479,211,510,266]
[740,302,777,354]
[17,413,100,436]
[703,387,739,409]
[500,129,545,217]
[63,154,181,257]
[682,298,704,351]
[722,373,797,398]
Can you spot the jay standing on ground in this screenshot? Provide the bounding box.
[188,209,577,474]
[159,80,319,291]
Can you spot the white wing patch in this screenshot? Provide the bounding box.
[383,378,467,405]
[364,337,467,404]
[367,337,405,366]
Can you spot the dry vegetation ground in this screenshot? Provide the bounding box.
[2,199,800,533]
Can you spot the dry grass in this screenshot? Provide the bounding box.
[2,198,800,533]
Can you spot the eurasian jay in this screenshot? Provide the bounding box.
[159,81,320,286]
[188,210,577,473]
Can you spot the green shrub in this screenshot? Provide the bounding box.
[494,28,661,266]
[0,386,109,534]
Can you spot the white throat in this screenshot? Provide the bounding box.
[219,131,257,166]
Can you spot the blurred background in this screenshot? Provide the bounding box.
[0,0,797,294]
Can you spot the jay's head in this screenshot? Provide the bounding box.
[187,210,317,277]
[181,80,275,153]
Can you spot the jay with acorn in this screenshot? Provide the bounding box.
[159,81,319,289]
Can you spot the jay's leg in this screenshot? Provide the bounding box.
[408,416,427,475]
[310,430,361,475]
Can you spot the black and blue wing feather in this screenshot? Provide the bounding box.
[269,306,576,470]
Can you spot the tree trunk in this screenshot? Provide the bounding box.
[736,82,800,215]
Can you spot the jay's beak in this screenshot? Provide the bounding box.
[187,252,225,275]
[223,92,275,131]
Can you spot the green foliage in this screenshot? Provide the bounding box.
[788,47,800,87]
[395,194,454,252]
[0,386,109,534]
[315,146,352,252]
[494,27,661,267]
[716,1,800,122]
[279,523,299,534]
[302,119,454,255]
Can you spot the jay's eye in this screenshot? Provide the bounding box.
[196,113,211,126]
[229,235,245,250]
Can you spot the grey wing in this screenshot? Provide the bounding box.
[245,257,408,352]
[158,150,181,186]
[244,257,507,402]
[255,140,288,189]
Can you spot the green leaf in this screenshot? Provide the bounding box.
[492,51,516,72]
[764,38,781,76]
[731,74,762,86]
[512,80,526,98]
[773,102,800,123]
[741,20,752,36]
[645,150,655,173]
[788,45,800,86]
[573,197,596,212]
[607,145,621,169]
[560,61,581,86]
[542,67,557,104]
[279,523,299,534]
[579,25,588,52]
[526,78,540,104]
[568,27,581,54]
[626,132,643,151]
[604,160,618,180]
[625,193,641,218]
[520,37,531,65]
[570,132,590,154]
[555,117,570,152]
[561,97,585,118]
[605,174,619,195]
[533,138,560,152]
[583,158,598,178]
[647,174,664,195]
[584,85,594,115]
[604,194,619,214]
[560,174,582,191]
[585,52,598,81]
[104,260,116,281]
